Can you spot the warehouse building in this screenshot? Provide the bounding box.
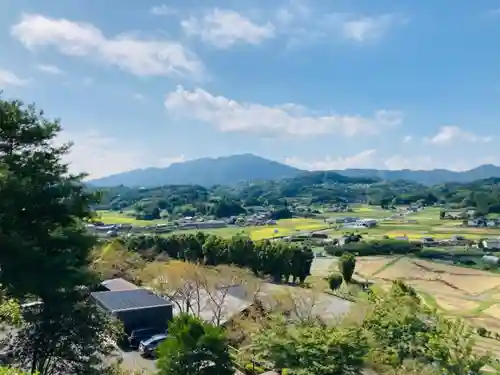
[91,287,173,333]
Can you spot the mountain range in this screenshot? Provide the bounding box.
[88,154,500,187]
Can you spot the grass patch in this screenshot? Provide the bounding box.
[96,210,169,226]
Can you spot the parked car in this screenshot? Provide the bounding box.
[139,334,168,358]
[128,328,165,349]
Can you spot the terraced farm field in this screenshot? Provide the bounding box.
[353,256,500,358]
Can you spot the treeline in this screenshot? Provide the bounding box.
[93,171,434,215]
[124,233,314,284]
[326,239,423,257]
[94,171,500,219]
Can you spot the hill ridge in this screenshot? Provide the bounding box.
[88,153,500,187]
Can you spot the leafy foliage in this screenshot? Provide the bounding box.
[251,315,369,375]
[156,313,233,375]
[126,233,314,284]
[338,253,356,283]
[326,273,343,291]
[0,97,117,374]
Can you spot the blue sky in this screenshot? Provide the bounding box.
[1,0,499,178]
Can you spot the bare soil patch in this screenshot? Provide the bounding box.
[375,258,430,280]
[354,257,396,278]
[483,304,500,320]
[436,295,479,312]
[439,274,500,295]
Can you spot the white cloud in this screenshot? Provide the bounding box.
[383,154,498,171]
[285,149,377,170]
[164,86,402,137]
[158,155,187,166]
[181,9,275,48]
[383,155,435,170]
[0,69,29,86]
[56,130,185,179]
[150,4,178,16]
[12,14,204,79]
[339,14,406,42]
[273,2,406,45]
[402,135,412,143]
[36,64,64,75]
[426,126,492,144]
[286,151,498,172]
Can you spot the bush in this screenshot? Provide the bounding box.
[338,253,356,283]
[477,327,488,337]
[326,272,343,291]
[243,363,265,374]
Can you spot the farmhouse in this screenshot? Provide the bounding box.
[482,239,500,250]
[179,220,227,230]
[359,219,377,228]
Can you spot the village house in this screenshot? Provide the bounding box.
[482,239,500,250]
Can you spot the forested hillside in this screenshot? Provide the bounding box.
[94,171,500,218]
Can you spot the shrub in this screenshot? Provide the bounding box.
[326,272,343,291]
[243,363,265,374]
[477,327,488,337]
[338,252,356,283]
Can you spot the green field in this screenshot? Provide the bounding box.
[319,204,390,219]
[97,206,500,241]
[174,218,329,240]
[95,211,329,240]
[95,211,169,226]
[324,207,500,240]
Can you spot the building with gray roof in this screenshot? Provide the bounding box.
[91,288,173,333]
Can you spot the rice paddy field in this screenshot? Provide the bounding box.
[175,218,330,240]
[95,211,168,226]
[326,207,500,241]
[351,256,500,359]
[95,210,330,240]
[97,205,500,241]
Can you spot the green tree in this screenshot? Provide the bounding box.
[252,315,369,375]
[0,97,97,300]
[326,272,343,291]
[338,252,356,283]
[423,317,489,375]
[363,282,429,367]
[14,291,123,375]
[0,97,114,374]
[156,313,233,375]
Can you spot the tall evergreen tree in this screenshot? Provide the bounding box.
[0,97,117,374]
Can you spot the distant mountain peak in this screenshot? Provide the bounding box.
[88,154,302,187]
[87,154,500,187]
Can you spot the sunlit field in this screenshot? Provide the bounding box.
[95,210,169,226]
[352,256,500,358]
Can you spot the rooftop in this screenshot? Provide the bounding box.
[91,288,172,312]
[101,278,139,292]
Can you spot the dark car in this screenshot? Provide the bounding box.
[138,334,168,358]
[128,328,165,349]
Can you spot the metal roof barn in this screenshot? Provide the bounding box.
[91,289,173,333]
